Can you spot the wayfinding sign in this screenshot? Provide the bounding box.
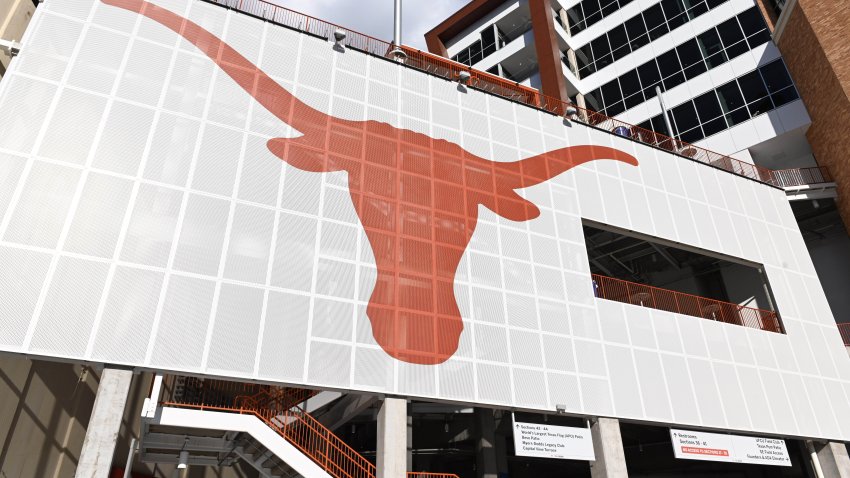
[670,429,791,466]
[513,420,595,460]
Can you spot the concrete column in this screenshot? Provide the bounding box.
[75,368,134,478]
[377,397,407,478]
[474,408,498,478]
[589,418,628,478]
[558,8,581,79]
[815,441,850,478]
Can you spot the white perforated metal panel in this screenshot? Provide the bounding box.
[1,0,849,442]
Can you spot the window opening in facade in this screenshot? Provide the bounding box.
[584,222,782,333]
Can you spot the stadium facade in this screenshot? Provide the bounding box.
[0,0,849,477]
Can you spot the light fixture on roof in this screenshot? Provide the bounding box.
[333,29,346,50]
[458,70,471,85]
[555,404,566,414]
[564,105,578,118]
[177,450,189,469]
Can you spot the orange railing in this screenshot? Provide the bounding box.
[771,166,833,188]
[591,273,782,333]
[199,0,829,189]
[159,376,458,478]
[838,323,850,346]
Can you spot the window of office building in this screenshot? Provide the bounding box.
[566,0,635,36]
[574,0,730,78]
[584,7,770,117]
[634,59,799,144]
[451,22,522,67]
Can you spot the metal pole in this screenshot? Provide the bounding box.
[393,0,402,47]
[655,86,675,144]
[390,0,406,60]
[122,438,137,478]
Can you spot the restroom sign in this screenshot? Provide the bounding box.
[670,429,791,466]
[513,421,595,461]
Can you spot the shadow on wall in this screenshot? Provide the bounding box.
[0,356,98,478]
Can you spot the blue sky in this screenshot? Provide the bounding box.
[268,0,468,49]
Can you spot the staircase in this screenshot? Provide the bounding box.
[140,375,457,478]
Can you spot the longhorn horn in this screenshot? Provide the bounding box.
[498,145,639,190]
[101,0,327,135]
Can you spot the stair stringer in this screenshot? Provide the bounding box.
[153,406,332,478]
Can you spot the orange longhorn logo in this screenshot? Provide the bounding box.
[103,0,638,364]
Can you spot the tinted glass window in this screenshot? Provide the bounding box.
[606,101,626,116]
[608,25,630,60]
[482,28,497,56]
[620,70,641,98]
[661,0,688,28]
[679,125,704,143]
[586,0,604,24]
[698,29,727,68]
[693,90,723,122]
[685,0,709,19]
[770,85,799,107]
[643,5,668,40]
[717,17,747,57]
[650,115,669,136]
[601,79,622,105]
[657,50,684,89]
[672,100,700,133]
[738,8,767,37]
[585,89,603,111]
[638,60,662,91]
[738,70,768,103]
[677,39,707,79]
[591,36,612,61]
[576,45,592,72]
[702,117,728,137]
[717,81,744,112]
[759,60,794,92]
[625,15,649,50]
[601,0,619,16]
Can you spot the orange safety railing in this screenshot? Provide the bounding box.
[771,166,833,188]
[158,376,458,478]
[236,384,320,412]
[837,323,850,346]
[591,273,782,333]
[199,0,829,189]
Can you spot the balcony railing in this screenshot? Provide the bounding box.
[591,273,783,333]
[838,323,850,346]
[200,0,829,190]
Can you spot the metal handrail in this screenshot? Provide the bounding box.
[198,0,829,189]
[591,273,783,333]
[159,376,459,478]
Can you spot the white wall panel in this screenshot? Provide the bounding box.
[1,0,849,441]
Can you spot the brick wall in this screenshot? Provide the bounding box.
[777,1,850,233]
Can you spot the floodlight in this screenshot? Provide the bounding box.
[333,29,346,49]
[177,450,189,469]
[458,70,471,85]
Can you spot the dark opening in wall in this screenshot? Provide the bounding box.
[583,221,783,333]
